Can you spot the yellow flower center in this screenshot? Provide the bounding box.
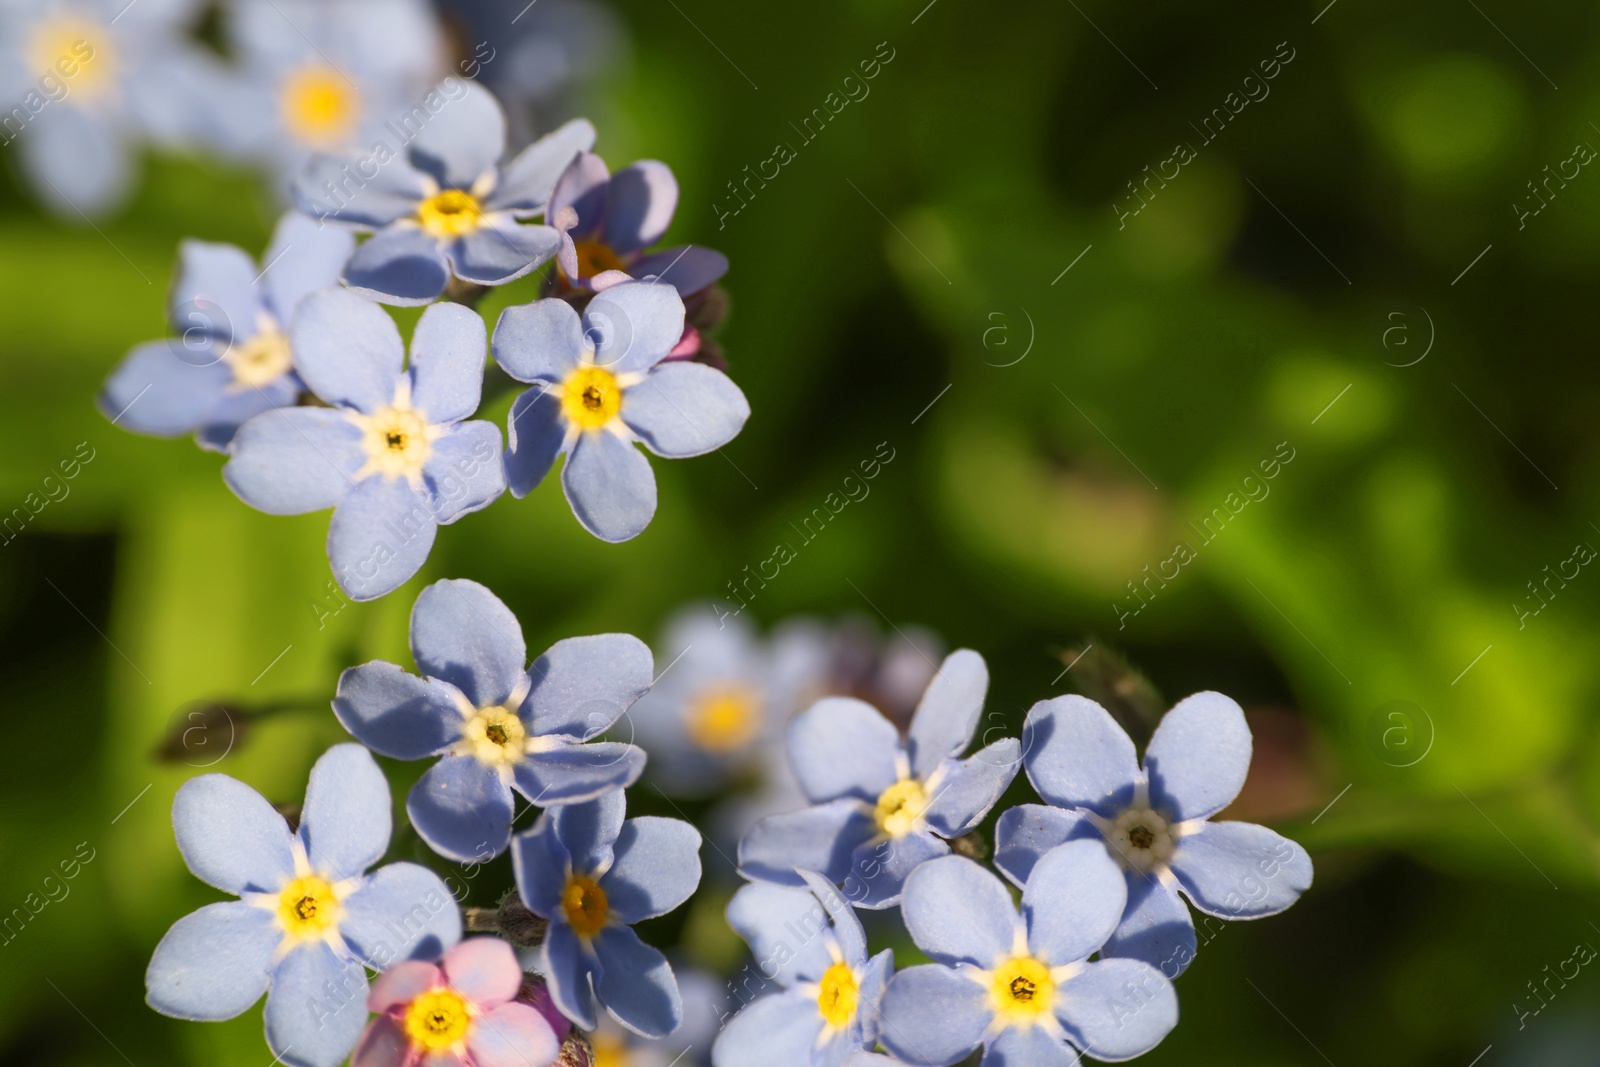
[683,684,761,753]
[31,20,113,100]
[816,961,859,1029]
[356,404,433,479]
[417,190,485,239]
[572,240,627,279]
[276,875,341,942]
[281,65,360,149]
[559,365,623,431]
[991,956,1054,1025]
[590,1033,628,1067]
[403,988,473,1050]
[562,875,608,938]
[225,328,293,388]
[873,778,929,838]
[463,706,527,768]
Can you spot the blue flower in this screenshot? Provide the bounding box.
[737,650,1020,909]
[292,79,594,306]
[713,869,894,1067]
[334,578,652,861]
[511,790,702,1038]
[145,744,462,1067]
[877,848,1178,1066]
[99,212,353,451]
[587,966,728,1067]
[997,691,1314,979]
[223,288,505,601]
[548,150,728,297]
[492,281,750,542]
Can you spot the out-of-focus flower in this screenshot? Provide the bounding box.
[492,281,750,542]
[878,848,1178,1066]
[223,289,504,600]
[511,791,702,1038]
[998,691,1314,979]
[354,938,560,1067]
[293,79,591,305]
[822,617,944,732]
[99,212,352,451]
[334,577,651,859]
[145,744,461,1067]
[586,966,725,1067]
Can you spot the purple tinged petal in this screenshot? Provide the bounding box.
[899,855,1015,968]
[343,225,452,307]
[1022,840,1127,967]
[583,281,685,375]
[369,960,440,1012]
[1142,691,1252,822]
[488,118,598,214]
[425,421,506,524]
[145,902,281,1020]
[447,221,560,286]
[1021,695,1140,818]
[223,407,363,515]
[503,387,566,497]
[621,361,749,458]
[922,740,1021,839]
[511,814,570,917]
[171,239,262,344]
[333,661,465,760]
[539,922,596,1029]
[492,298,587,384]
[405,80,507,190]
[1053,958,1178,1062]
[600,816,702,924]
[292,153,429,228]
[290,288,405,412]
[1101,873,1196,979]
[339,861,462,965]
[1170,821,1312,919]
[299,743,391,880]
[601,161,678,253]
[264,941,370,1067]
[512,741,645,806]
[548,151,610,238]
[524,632,653,738]
[442,938,523,1007]
[171,773,296,895]
[351,1013,409,1067]
[326,476,437,602]
[409,302,487,424]
[261,211,356,323]
[993,804,1094,889]
[787,697,902,803]
[630,245,729,296]
[551,791,627,874]
[877,965,991,1067]
[591,925,682,1038]
[736,799,875,887]
[407,756,515,863]
[907,650,988,778]
[467,1002,560,1067]
[410,578,527,709]
[561,430,657,542]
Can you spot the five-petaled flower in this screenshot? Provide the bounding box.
[492,280,750,542]
[712,869,894,1067]
[334,577,653,862]
[997,691,1313,979]
[878,847,1178,1066]
[738,649,1020,908]
[145,744,461,1067]
[353,937,561,1067]
[292,79,593,305]
[511,790,702,1038]
[100,212,353,451]
[223,288,506,601]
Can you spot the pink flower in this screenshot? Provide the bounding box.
[355,938,560,1067]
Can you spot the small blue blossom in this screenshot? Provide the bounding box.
[713,869,894,1067]
[738,650,1020,909]
[877,848,1178,1066]
[586,966,728,1067]
[492,281,751,542]
[997,691,1314,979]
[292,78,594,306]
[334,577,653,861]
[511,790,703,1038]
[99,212,353,451]
[145,744,462,1067]
[223,288,506,601]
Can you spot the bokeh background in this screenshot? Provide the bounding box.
[4,0,1600,1064]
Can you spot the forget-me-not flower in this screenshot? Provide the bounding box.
[334,577,652,862]
[223,288,506,601]
[511,790,703,1038]
[492,281,750,542]
[998,691,1313,979]
[99,212,353,451]
[877,847,1178,1066]
[146,744,462,1067]
[713,869,894,1067]
[737,650,1020,908]
[293,78,593,305]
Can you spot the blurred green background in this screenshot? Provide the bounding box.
[6,0,1600,1064]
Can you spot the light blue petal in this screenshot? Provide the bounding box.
[1021,696,1140,818]
[548,151,610,238]
[877,965,991,1067]
[171,239,264,344]
[907,650,988,779]
[584,282,684,375]
[408,301,487,423]
[327,475,437,602]
[841,829,948,910]
[539,922,597,1029]
[333,661,464,760]
[343,225,452,307]
[592,925,681,1038]
[511,813,571,917]
[99,339,232,437]
[406,80,506,190]
[487,118,597,213]
[298,743,390,879]
[23,104,130,217]
[601,816,701,923]
[711,991,823,1067]
[560,429,656,541]
[1170,821,1312,919]
[503,387,567,496]
[512,740,645,805]
[1022,840,1126,967]
[407,755,515,863]
[448,221,560,286]
[339,861,462,966]
[621,362,749,458]
[290,288,404,412]
[787,697,901,803]
[1101,873,1196,979]
[264,940,369,1067]
[601,161,678,253]
[922,740,1021,839]
[855,948,895,1050]
[292,153,429,227]
[725,881,834,988]
[981,1027,1079,1067]
[798,868,868,965]
[993,804,1094,889]
[172,772,295,894]
[223,407,363,514]
[900,855,1014,968]
[551,790,627,874]
[737,799,874,887]
[492,298,587,384]
[410,578,527,709]
[260,211,356,323]
[524,632,653,738]
[425,421,505,523]
[1143,691,1252,822]
[629,246,729,295]
[146,902,281,1020]
[194,376,300,452]
[1054,958,1177,1062]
